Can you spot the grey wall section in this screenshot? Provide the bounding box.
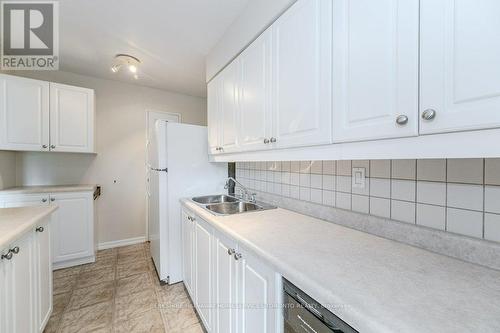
[0,151,16,190]
[2,70,207,245]
[205,0,296,81]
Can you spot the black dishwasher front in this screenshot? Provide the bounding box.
[283,278,358,333]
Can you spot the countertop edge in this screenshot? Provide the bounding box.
[0,185,97,195]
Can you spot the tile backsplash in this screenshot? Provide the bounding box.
[235,159,500,244]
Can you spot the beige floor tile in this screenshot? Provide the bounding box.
[117,251,147,265]
[60,301,113,333]
[117,243,145,254]
[67,282,115,311]
[114,288,158,322]
[80,256,116,273]
[163,300,199,331]
[157,283,189,306]
[116,272,152,297]
[53,292,72,316]
[43,314,61,333]
[175,322,204,333]
[53,266,82,279]
[96,248,117,257]
[114,309,165,333]
[54,275,78,295]
[76,266,115,289]
[116,261,149,279]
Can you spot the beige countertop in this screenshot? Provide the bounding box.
[181,199,500,333]
[0,205,58,249]
[0,185,96,195]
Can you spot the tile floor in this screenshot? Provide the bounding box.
[44,242,204,333]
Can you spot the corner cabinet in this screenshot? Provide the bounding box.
[182,209,280,333]
[0,74,95,153]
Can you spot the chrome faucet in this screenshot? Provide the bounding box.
[224,177,256,203]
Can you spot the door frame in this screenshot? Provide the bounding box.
[145,110,181,241]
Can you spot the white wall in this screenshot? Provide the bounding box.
[0,151,16,190]
[205,0,295,81]
[5,70,207,245]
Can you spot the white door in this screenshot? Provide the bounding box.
[49,83,95,152]
[213,231,238,333]
[420,0,500,134]
[220,60,239,153]
[34,217,52,333]
[272,0,332,148]
[195,218,213,331]
[0,74,50,152]
[50,192,93,264]
[237,247,278,333]
[238,29,273,152]
[332,0,419,142]
[207,77,221,154]
[182,210,195,297]
[2,194,50,208]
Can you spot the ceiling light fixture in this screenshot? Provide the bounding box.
[110,54,141,79]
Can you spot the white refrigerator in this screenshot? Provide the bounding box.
[148,121,227,284]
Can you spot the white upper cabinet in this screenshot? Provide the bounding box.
[0,74,95,153]
[238,29,273,152]
[420,0,500,134]
[49,83,95,153]
[272,0,332,148]
[207,76,222,154]
[220,60,239,153]
[0,74,50,152]
[332,0,419,142]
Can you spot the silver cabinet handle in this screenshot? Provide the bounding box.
[11,246,20,254]
[187,216,192,221]
[396,115,409,125]
[42,198,47,203]
[42,144,48,149]
[50,198,55,202]
[263,138,270,144]
[234,253,242,260]
[227,248,235,256]
[270,137,277,143]
[1,251,13,260]
[50,145,56,149]
[421,109,436,121]
[215,147,220,151]
[36,226,44,232]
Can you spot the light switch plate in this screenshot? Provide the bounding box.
[352,167,366,189]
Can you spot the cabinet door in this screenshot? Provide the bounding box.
[220,61,239,153]
[272,0,332,148]
[34,217,52,333]
[2,194,50,208]
[420,0,500,134]
[207,77,221,154]
[0,74,50,152]
[213,231,238,333]
[238,29,273,152]
[49,83,95,153]
[51,192,94,265]
[237,247,278,333]
[182,210,195,297]
[195,218,213,331]
[332,0,419,142]
[0,247,10,333]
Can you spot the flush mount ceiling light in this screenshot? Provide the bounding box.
[110,54,141,79]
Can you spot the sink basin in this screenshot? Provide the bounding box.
[192,194,240,204]
[205,202,263,215]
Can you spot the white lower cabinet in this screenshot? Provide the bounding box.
[0,215,53,333]
[182,209,279,333]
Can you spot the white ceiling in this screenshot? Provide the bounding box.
[59,0,249,97]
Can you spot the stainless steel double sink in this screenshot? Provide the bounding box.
[191,194,276,216]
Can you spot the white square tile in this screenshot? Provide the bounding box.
[370,178,390,198]
[485,158,500,186]
[369,197,391,218]
[322,175,335,191]
[322,161,336,175]
[300,187,311,201]
[447,208,483,238]
[266,181,273,193]
[322,190,335,207]
[447,158,483,184]
[336,192,351,210]
[266,170,273,182]
[290,173,300,186]
[417,159,446,182]
[281,172,291,185]
[300,174,311,187]
[352,160,370,177]
[282,184,291,197]
[290,185,300,199]
[291,161,300,173]
[485,186,500,214]
[392,159,416,180]
[337,160,352,176]
[416,181,446,206]
[311,189,322,204]
[311,174,322,189]
[485,213,500,243]
[273,183,282,195]
[310,161,322,174]
[336,176,351,193]
[352,175,369,196]
[273,171,282,183]
[273,161,282,172]
[352,195,369,214]
[447,183,483,211]
[391,200,416,224]
[370,160,391,179]
[266,161,275,171]
[416,204,446,230]
[281,161,291,172]
[391,180,416,202]
[300,161,311,173]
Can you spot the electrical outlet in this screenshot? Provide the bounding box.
[352,167,366,189]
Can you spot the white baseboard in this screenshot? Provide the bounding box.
[97,236,147,250]
[53,256,95,270]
